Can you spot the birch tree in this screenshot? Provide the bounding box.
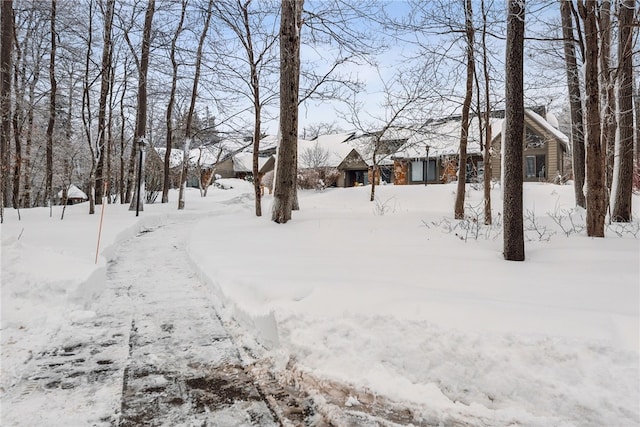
[503,0,525,261]
[599,1,617,195]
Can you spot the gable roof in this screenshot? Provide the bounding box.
[392,109,569,159]
[524,109,569,149]
[232,152,272,173]
[57,184,88,200]
[297,132,356,168]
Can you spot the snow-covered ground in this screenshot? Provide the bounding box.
[2,180,639,426]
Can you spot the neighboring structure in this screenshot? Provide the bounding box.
[391,107,569,185]
[149,107,569,192]
[297,131,408,188]
[297,132,358,187]
[214,152,275,180]
[57,184,88,204]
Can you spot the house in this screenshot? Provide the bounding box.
[215,152,275,180]
[297,132,358,187]
[296,131,410,188]
[347,130,410,186]
[391,107,569,185]
[57,184,88,204]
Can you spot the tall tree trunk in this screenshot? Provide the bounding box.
[599,1,617,196]
[45,0,56,210]
[503,0,525,262]
[252,102,262,215]
[178,0,213,210]
[239,1,264,217]
[634,74,639,174]
[560,0,586,208]
[106,54,115,203]
[481,0,492,225]
[162,0,186,204]
[95,0,114,204]
[611,0,635,222]
[11,31,23,210]
[128,0,155,212]
[369,153,378,202]
[578,1,606,237]
[18,32,41,209]
[454,0,475,220]
[272,0,304,224]
[1,0,14,220]
[82,1,95,214]
[119,60,128,204]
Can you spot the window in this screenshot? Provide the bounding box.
[411,160,437,182]
[411,161,424,182]
[526,156,536,178]
[426,159,437,181]
[525,155,546,179]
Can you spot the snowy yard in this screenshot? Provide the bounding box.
[2,180,638,426]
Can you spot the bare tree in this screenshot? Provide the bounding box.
[300,142,329,169]
[480,0,492,225]
[12,4,43,210]
[81,1,97,214]
[560,0,586,208]
[178,0,213,210]
[341,65,436,203]
[599,1,617,196]
[45,0,57,213]
[578,0,606,237]
[454,0,475,220]
[94,0,115,204]
[300,121,344,139]
[128,0,155,213]
[0,0,13,221]
[161,0,187,204]
[503,0,525,261]
[611,0,636,222]
[272,0,304,224]
[212,0,279,216]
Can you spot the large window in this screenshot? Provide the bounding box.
[411,160,437,182]
[411,161,424,182]
[525,155,546,179]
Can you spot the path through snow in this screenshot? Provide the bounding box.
[4,213,430,426]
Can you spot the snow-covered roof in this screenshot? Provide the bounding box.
[258,134,279,152]
[393,116,493,159]
[232,153,271,173]
[297,133,357,168]
[57,184,88,199]
[525,109,569,149]
[393,109,568,159]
